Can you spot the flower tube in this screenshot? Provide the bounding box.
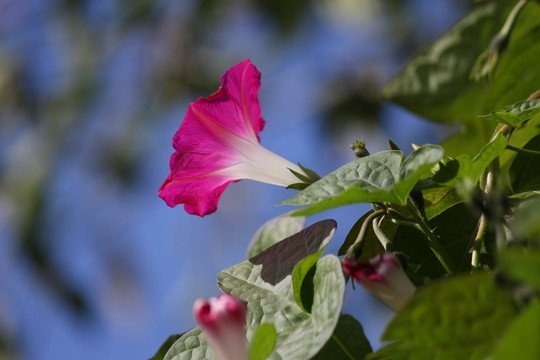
[159,59,304,216]
[193,294,248,360]
[342,253,416,311]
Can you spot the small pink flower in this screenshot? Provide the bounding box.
[159,59,304,216]
[343,253,416,310]
[193,294,248,360]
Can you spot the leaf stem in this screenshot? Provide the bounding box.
[505,145,540,156]
[407,202,457,274]
[346,209,385,259]
[331,333,360,360]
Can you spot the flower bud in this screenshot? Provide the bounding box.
[193,294,248,360]
[342,253,415,310]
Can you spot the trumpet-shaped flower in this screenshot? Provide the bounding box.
[159,59,304,216]
[342,253,416,311]
[193,294,248,360]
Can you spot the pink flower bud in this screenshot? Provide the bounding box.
[193,294,248,360]
[342,253,416,310]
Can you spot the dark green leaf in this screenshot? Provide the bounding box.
[509,135,540,194]
[312,314,373,360]
[510,196,540,240]
[498,249,540,291]
[370,273,517,360]
[393,203,479,284]
[479,99,540,126]
[382,2,509,123]
[383,1,540,125]
[249,323,277,360]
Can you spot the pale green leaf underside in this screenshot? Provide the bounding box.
[281,146,443,215]
[219,255,345,360]
[246,212,307,259]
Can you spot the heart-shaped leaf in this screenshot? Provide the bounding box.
[281,146,443,216]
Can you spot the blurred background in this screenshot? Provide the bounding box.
[0,0,469,359]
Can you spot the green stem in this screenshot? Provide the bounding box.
[506,145,540,156]
[346,209,385,259]
[331,333,359,360]
[372,216,392,250]
[471,213,488,271]
[407,202,457,274]
[471,170,493,271]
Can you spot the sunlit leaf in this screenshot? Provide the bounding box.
[281,146,443,215]
[249,323,277,360]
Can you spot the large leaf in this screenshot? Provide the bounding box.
[281,146,443,216]
[246,212,307,259]
[163,220,338,360]
[498,249,540,292]
[369,273,517,360]
[219,254,345,360]
[164,328,213,360]
[312,314,373,360]
[492,300,540,360]
[383,1,540,124]
[382,1,508,123]
[479,99,540,127]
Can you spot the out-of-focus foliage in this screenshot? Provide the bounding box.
[0,0,472,359]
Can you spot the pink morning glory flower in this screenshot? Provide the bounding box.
[159,59,306,216]
[193,294,248,360]
[342,253,416,311]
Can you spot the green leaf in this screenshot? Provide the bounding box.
[337,210,390,258]
[424,133,507,219]
[500,113,540,173]
[246,212,306,259]
[164,328,214,360]
[382,2,508,123]
[149,334,182,360]
[498,249,540,291]
[164,220,339,360]
[312,314,373,360]
[492,300,540,360]
[383,1,540,124]
[479,99,540,126]
[510,196,540,240]
[369,273,517,360]
[393,203,480,284]
[249,323,277,360]
[509,135,540,194]
[219,255,345,360]
[434,132,508,187]
[281,146,443,216]
[422,186,462,220]
[292,250,321,312]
